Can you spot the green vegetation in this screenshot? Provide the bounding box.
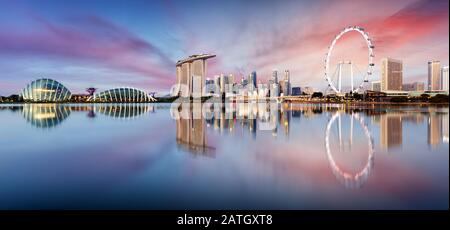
[0,95,23,103]
[390,97,408,103]
[311,92,323,98]
[429,94,449,103]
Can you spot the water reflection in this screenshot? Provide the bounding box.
[95,104,154,119]
[4,103,450,187]
[171,103,215,157]
[22,104,71,128]
[0,103,448,208]
[14,103,449,150]
[325,112,374,189]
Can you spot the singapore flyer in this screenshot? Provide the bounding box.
[324,26,375,94]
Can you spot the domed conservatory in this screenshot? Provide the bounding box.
[88,87,157,102]
[21,79,71,102]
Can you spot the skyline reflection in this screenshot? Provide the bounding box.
[1,103,447,150]
[0,103,448,209]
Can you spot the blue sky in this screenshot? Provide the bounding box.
[0,0,448,95]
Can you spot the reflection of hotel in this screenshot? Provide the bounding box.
[174,105,214,156]
[443,113,449,143]
[428,113,442,147]
[380,114,403,149]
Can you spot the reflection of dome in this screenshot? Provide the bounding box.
[95,104,153,118]
[21,79,71,102]
[88,87,156,102]
[22,104,71,128]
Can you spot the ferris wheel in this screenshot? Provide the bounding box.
[324,112,375,189]
[324,26,374,94]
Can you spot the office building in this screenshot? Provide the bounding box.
[381,58,403,91]
[441,66,449,93]
[272,70,278,84]
[247,71,257,92]
[403,82,425,91]
[283,70,291,96]
[371,80,381,92]
[270,83,280,98]
[291,87,302,96]
[428,60,441,91]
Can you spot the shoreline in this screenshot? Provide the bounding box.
[0,101,448,106]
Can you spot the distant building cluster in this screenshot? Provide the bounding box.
[205,69,298,99]
[372,57,449,97]
[172,54,316,100]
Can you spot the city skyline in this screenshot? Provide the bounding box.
[0,0,448,96]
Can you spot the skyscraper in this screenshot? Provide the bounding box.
[371,80,381,91]
[441,66,449,93]
[403,82,425,91]
[283,70,291,96]
[247,71,257,92]
[381,58,403,91]
[428,60,441,91]
[214,75,221,94]
[272,70,278,84]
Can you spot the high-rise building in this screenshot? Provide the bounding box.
[428,60,441,91]
[219,74,232,94]
[247,71,257,92]
[174,54,216,97]
[270,83,280,98]
[441,66,449,93]
[381,58,403,91]
[272,70,278,84]
[283,70,291,96]
[205,78,215,95]
[214,75,221,94]
[291,87,301,96]
[403,82,425,91]
[413,82,425,91]
[279,80,285,96]
[371,80,381,91]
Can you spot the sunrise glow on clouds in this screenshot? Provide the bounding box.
[0,0,448,95]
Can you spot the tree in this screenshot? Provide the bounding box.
[420,93,430,102]
[390,97,408,103]
[86,87,97,96]
[311,92,323,98]
[429,94,449,103]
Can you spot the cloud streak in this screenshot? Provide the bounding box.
[0,13,175,88]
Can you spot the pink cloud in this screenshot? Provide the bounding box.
[0,14,175,88]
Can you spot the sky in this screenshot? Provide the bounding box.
[0,0,448,95]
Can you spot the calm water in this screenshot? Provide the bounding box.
[0,103,448,210]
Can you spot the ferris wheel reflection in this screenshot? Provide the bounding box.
[325,112,375,189]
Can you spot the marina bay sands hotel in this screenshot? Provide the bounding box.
[173,54,216,97]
